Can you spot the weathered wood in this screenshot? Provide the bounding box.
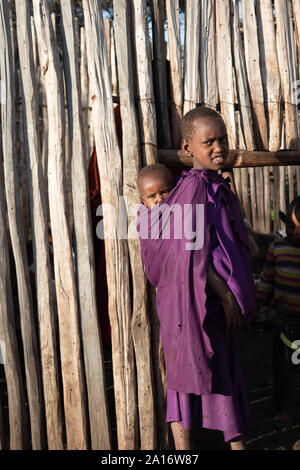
[275,0,299,217]
[256,0,282,231]
[61,0,111,450]
[151,0,172,148]
[115,1,156,449]
[149,284,169,450]
[15,0,64,450]
[80,26,90,166]
[275,6,298,147]
[165,0,182,148]
[110,23,118,96]
[0,136,28,450]
[242,0,268,149]
[33,0,88,450]
[159,148,300,168]
[292,0,300,60]
[242,0,269,232]
[104,18,111,79]
[216,0,237,148]
[0,0,45,450]
[183,0,201,115]
[256,0,282,151]
[231,0,254,225]
[133,0,158,165]
[200,0,217,110]
[82,0,138,450]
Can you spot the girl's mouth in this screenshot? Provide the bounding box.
[212,155,226,165]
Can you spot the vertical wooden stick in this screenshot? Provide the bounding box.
[0,0,45,450]
[183,0,201,115]
[61,0,111,450]
[151,0,172,148]
[0,141,28,450]
[16,0,64,450]
[33,0,88,450]
[115,0,156,450]
[82,0,138,450]
[166,0,183,147]
[133,0,158,165]
[216,0,237,148]
[200,0,217,110]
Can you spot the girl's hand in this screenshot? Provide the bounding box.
[221,290,243,334]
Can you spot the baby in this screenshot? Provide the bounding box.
[137,163,174,208]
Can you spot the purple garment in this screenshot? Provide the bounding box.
[137,168,256,440]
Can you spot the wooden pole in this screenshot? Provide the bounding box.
[15,0,64,450]
[275,0,299,204]
[231,0,254,223]
[241,0,268,232]
[61,0,111,450]
[151,0,172,148]
[183,0,201,115]
[256,0,282,231]
[33,0,89,450]
[114,0,156,450]
[165,0,183,148]
[200,0,217,110]
[0,134,28,451]
[291,0,300,195]
[82,0,138,450]
[159,148,300,168]
[0,0,45,450]
[216,0,237,149]
[80,26,90,167]
[132,0,158,165]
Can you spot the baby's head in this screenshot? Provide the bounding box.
[285,196,300,246]
[181,106,229,170]
[137,163,174,209]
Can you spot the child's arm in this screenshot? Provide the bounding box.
[207,263,243,334]
[256,241,275,306]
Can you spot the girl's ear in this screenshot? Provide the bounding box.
[181,138,192,156]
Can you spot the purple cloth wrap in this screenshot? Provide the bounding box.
[137,168,256,441]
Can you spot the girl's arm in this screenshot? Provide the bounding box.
[207,264,243,334]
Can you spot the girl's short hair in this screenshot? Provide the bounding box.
[181,106,223,141]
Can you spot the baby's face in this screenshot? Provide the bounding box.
[139,173,173,208]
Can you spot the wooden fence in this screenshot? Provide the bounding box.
[0,0,299,450]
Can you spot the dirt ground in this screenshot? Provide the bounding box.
[1,321,300,450]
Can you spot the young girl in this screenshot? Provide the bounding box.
[137,106,256,450]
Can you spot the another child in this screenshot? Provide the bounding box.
[137,106,256,450]
[137,163,174,209]
[256,196,300,426]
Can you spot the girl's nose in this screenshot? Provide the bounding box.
[214,140,223,152]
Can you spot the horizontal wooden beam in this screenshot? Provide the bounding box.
[159,149,300,169]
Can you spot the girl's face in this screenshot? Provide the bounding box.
[182,116,229,170]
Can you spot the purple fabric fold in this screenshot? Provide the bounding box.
[137,168,256,396]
